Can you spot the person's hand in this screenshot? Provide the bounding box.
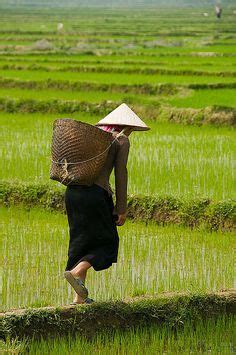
[116,213,127,226]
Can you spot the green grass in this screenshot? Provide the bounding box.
[0,87,133,103]
[0,86,235,109]
[1,316,235,354]
[1,69,236,85]
[0,57,236,73]
[1,112,235,200]
[1,53,236,67]
[1,206,234,311]
[1,181,235,231]
[167,88,236,108]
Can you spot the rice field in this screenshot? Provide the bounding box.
[1,53,236,69]
[1,316,235,354]
[1,206,234,311]
[1,112,235,199]
[1,2,235,350]
[0,86,236,109]
[0,87,131,102]
[167,88,236,108]
[1,69,236,85]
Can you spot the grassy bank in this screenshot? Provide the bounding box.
[1,181,235,231]
[1,63,236,77]
[0,97,235,125]
[1,69,236,86]
[1,291,235,341]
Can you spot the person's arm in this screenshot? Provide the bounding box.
[113,134,130,226]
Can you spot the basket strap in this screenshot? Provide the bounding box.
[51,129,124,165]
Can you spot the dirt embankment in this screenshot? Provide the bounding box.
[1,181,235,232]
[1,290,235,341]
[0,96,235,126]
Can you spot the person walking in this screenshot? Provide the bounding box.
[215,4,222,19]
[64,103,149,305]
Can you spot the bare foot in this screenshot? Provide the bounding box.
[73,294,86,304]
[70,270,79,278]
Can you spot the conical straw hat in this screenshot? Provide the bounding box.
[95,103,150,131]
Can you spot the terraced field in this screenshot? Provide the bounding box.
[1,3,235,353]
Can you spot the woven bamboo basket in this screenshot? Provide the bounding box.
[50,118,113,186]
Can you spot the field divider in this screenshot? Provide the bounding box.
[1,289,235,340]
[0,96,235,126]
[1,77,236,93]
[0,77,178,95]
[1,181,235,231]
[1,63,236,77]
[1,51,235,58]
[1,56,230,67]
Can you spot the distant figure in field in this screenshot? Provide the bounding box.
[57,23,63,32]
[215,4,222,19]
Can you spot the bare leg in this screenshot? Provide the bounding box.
[70,261,92,303]
[70,260,92,281]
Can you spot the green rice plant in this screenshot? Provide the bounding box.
[1,53,236,68]
[0,52,236,70]
[1,69,236,85]
[1,181,235,231]
[0,10,235,350]
[167,88,236,108]
[0,113,235,200]
[1,206,234,311]
[1,63,235,77]
[0,87,133,103]
[0,336,28,354]
[13,316,235,354]
[0,77,179,96]
[1,86,235,111]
